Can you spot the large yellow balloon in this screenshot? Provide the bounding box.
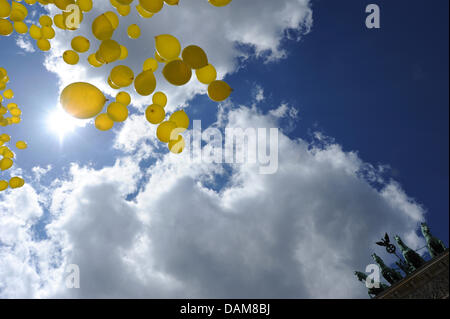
[207,80,232,102]
[162,60,192,86]
[145,104,165,124]
[0,0,11,19]
[60,82,107,119]
[134,70,156,96]
[155,34,181,61]
[182,45,208,69]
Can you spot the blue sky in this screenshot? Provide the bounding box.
[0,0,448,298]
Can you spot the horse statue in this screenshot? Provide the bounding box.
[371,253,403,285]
[421,223,446,258]
[394,235,426,270]
[354,271,389,298]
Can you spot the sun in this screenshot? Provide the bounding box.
[46,107,85,142]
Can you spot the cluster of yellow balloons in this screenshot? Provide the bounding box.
[57,0,234,155]
[154,33,233,102]
[0,0,94,53]
[144,91,189,153]
[0,67,27,192]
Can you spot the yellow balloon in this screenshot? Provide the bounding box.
[13,21,28,34]
[143,58,158,72]
[195,64,217,84]
[110,65,134,87]
[10,108,21,117]
[156,121,177,143]
[95,113,114,131]
[88,53,103,67]
[108,77,121,89]
[60,82,107,119]
[152,91,167,107]
[119,45,128,60]
[3,89,14,99]
[77,0,93,12]
[134,70,156,96]
[168,135,185,154]
[16,141,28,150]
[207,80,232,102]
[28,24,41,40]
[71,35,90,52]
[182,45,208,69]
[162,60,192,86]
[41,26,55,39]
[0,157,13,171]
[0,133,10,142]
[116,91,131,106]
[104,11,119,29]
[117,4,131,16]
[155,34,181,61]
[39,15,53,27]
[92,13,114,40]
[140,0,164,13]
[169,109,189,131]
[0,18,13,36]
[136,4,154,18]
[0,180,8,191]
[63,50,79,65]
[9,176,25,189]
[37,38,51,51]
[0,0,11,19]
[145,104,165,124]
[127,24,141,39]
[98,39,121,63]
[208,0,232,7]
[107,102,128,122]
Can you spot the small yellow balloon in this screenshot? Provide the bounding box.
[9,176,25,189]
[127,24,141,39]
[63,50,80,65]
[116,91,131,106]
[169,110,189,131]
[152,91,167,107]
[71,35,90,53]
[195,64,217,84]
[156,121,177,143]
[0,180,8,191]
[107,102,128,122]
[0,157,13,171]
[143,58,158,72]
[168,135,185,154]
[95,113,114,131]
[110,65,134,87]
[145,104,165,124]
[207,80,233,102]
[16,141,28,150]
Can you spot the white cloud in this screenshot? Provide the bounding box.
[15,36,35,53]
[0,98,427,298]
